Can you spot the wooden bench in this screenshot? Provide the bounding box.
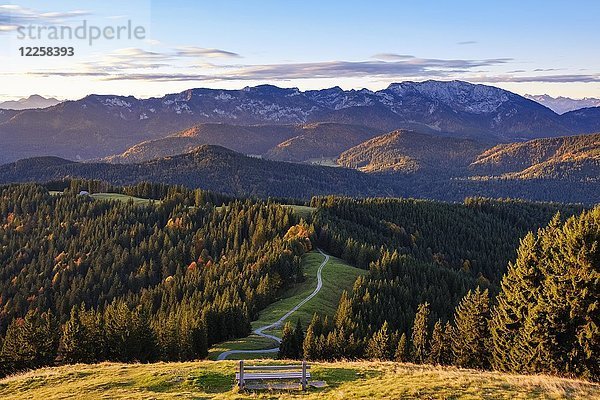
[236,360,311,390]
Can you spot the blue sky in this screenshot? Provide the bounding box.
[1,0,599,100]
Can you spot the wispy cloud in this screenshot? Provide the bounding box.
[470,74,600,83]
[175,46,241,58]
[457,40,477,45]
[0,4,89,32]
[20,54,511,82]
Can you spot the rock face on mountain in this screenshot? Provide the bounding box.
[1,80,598,164]
[337,130,488,174]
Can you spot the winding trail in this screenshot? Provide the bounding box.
[217,249,330,360]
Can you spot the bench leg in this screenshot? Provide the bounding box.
[301,360,307,390]
[238,360,245,390]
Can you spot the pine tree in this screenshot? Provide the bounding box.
[394,332,408,362]
[412,303,430,364]
[366,321,393,360]
[293,320,304,359]
[59,306,93,363]
[278,322,296,359]
[451,287,490,369]
[428,320,444,365]
[490,208,600,380]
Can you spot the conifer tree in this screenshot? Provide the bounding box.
[278,322,296,359]
[293,320,304,359]
[366,321,393,360]
[412,303,430,364]
[428,319,444,365]
[490,208,599,380]
[441,321,454,365]
[59,306,93,363]
[451,287,490,369]
[394,332,408,362]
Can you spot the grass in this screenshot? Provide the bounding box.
[1,360,597,399]
[208,251,365,360]
[48,191,158,206]
[282,204,316,219]
[89,193,159,206]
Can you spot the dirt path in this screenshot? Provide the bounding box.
[217,249,330,360]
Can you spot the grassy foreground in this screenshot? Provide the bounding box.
[208,251,365,360]
[1,360,597,399]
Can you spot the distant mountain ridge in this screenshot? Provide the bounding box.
[0,142,597,203]
[525,94,600,114]
[338,130,487,174]
[469,132,600,180]
[0,95,61,110]
[2,80,599,164]
[102,122,380,164]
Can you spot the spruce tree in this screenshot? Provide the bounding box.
[451,287,490,369]
[441,321,454,365]
[59,306,93,363]
[278,322,296,359]
[491,208,600,380]
[293,320,304,359]
[394,332,408,362]
[412,303,430,364]
[366,321,393,360]
[428,319,444,365]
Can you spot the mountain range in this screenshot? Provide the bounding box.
[0,95,61,110]
[0,132,598,203]
[2,80,600,165]
[524,94,600,114]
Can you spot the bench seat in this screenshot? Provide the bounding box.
[236,372,311,380]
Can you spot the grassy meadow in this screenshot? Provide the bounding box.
[1,360,597,399]
[208,251,366,360]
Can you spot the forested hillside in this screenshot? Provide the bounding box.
[0,182,313,376]
[0,181,597,382]
[291,197,598,381]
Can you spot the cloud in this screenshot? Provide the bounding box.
[99,56,512,81]
[175,46,241,58]
[470,74,600,83]
[371,53,415,61]
[457,41,477,45]
[12,54,514,82]
[0,5,89,32]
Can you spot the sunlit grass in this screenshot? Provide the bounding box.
[1,361,597,399]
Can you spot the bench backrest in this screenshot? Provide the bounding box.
[237,360,311,390]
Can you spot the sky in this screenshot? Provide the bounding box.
[1,0,599,101]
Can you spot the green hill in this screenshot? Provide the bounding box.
[208,251,366,360]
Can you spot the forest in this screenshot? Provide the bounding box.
[0,180,597,382]
[0,181,312,375]
[281,197,598,381]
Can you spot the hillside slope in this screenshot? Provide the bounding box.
[264,123,379,162]
[1,361,597,399]
[103,122,379,164]
[0,145,389,199]
[337,129,487,174]
[470,132,600,180]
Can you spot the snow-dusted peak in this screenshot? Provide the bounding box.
[383,80,512,114]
